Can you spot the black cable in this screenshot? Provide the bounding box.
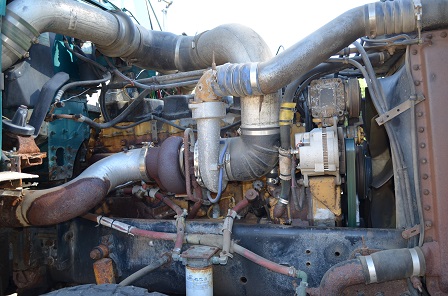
[144,0,154,30]
[63,39,107,73]
[99,83,112,122]
[147,0,162,31]
[79,88,151,129]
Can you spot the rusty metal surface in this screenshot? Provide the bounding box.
[90,244,110,260]
[410,30,448,294]
[194,70,220,102]
[25,177,109,226]
[309,78,346,126]
[3,133,46,169]
[342,279,409,296]
[93,258,116,284]
[307,260,365,296]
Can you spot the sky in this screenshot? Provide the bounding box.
[111,0,374,53]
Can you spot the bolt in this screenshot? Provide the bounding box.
[412,49,418,55]
[90,248,102,260]
[413,65,420,71]
[417,111,423,117]
[425,220,433,228]
[424,205,431,211]
[420,143,426,148]
[45,256,55,266]
[64,231,74,241]
[418,127,425,133]
[421,158,428,164]
[423,189,430,195]
[441,31,447,38]
[414,80,421,86]
[422,174,429,180]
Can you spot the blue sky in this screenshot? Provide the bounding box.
[112,0,373,53]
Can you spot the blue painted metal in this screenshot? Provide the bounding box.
[48,98,90,180]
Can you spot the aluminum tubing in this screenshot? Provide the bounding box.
[240,93,279,130]
[213,0,448,97]
[3,0,272,72]
[3,0,122,70]
[190,102,226,193]
[17,148,149,226]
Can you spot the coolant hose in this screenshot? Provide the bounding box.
[28,72,70,136]
[118,254,170,286]
[309,247,426,296]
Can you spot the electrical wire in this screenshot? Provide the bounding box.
[60,87,92,102]
[207,140,229,203]
[54,72,112,102]
[147,0,163,31]
[63,38,107,73]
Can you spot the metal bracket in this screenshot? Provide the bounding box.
[402,224,420,239]
[375,96,425,126]
[151,120,158,143]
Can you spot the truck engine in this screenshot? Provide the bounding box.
[0,0,447,295]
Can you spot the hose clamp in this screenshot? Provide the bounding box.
[409,248,421,276]
[139,146,150,182]
[250,63,259,93]
[193,142,204,187]
[174,37,182,71]
[368,3,377,38]
[148,188,160,198]
[278,197,289,205]
[241,128,280,136]
[365,255,378,283]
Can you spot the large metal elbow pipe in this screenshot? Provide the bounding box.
[3,0,271,71]
[4,148,149,226]
[0,137,186,227]
[212,0,448,97]
[309,247,426,296]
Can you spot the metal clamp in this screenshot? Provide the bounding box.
[365,255,378,283]
[375,96,425,126]
[402,224,421,239]
[409,248,421,276]
[368,3,377,38]
[138,145,150,182]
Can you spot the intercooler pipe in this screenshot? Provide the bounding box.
[308,247,426,296]
[211,0,448,97]
[2,0,271,71]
